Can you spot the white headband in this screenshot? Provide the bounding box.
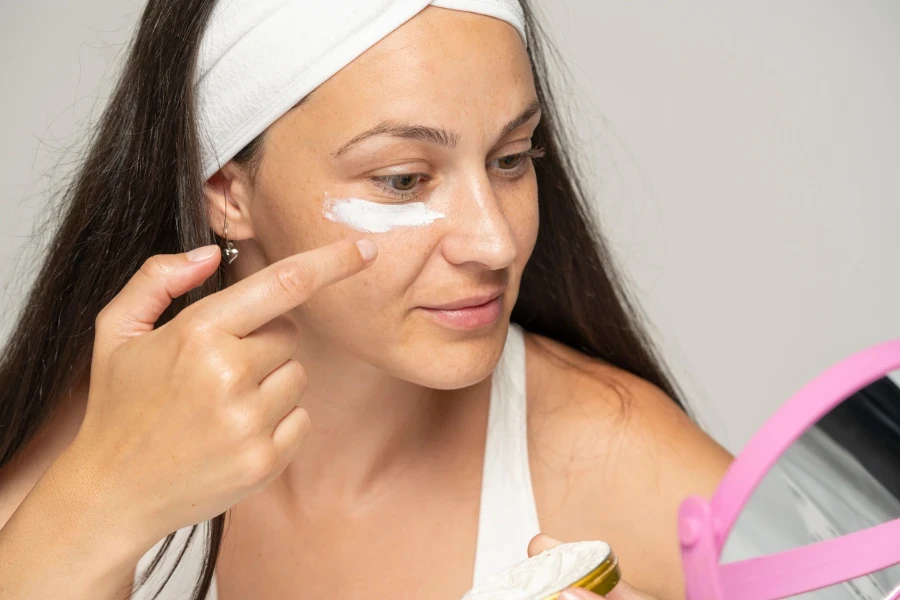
[195,0,528,181]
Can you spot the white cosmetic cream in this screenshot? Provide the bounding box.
[461,541,619,600]
[323,196,445,233]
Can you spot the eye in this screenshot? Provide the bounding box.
[370,172,431,200]
[497,153,527,170]
[381,173,422,192]
[491,146,546,176]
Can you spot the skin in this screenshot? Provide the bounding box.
[0,6,733,600]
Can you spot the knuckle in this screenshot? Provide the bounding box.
[94,306,112,331]
[273,261,316,298]
[138,254,173,280]
[212,362,251,392]
[222,403,257,441]
[177,314,215,346]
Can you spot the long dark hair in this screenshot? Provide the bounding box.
[0,1,687,598]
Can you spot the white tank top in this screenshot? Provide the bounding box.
[132,323,540,599]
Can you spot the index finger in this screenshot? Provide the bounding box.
[196,238,377,338]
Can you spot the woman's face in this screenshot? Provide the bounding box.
[217,7,541,389]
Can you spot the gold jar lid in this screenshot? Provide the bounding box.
[542,549,621,600]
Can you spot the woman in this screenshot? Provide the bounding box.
[0,1,732,598]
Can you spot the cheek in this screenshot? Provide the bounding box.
[296,224,440,322]
[252,190,343,259]
[506,176,540,269]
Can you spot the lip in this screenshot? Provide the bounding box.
[419,292,504,330]
[421,290,505,311]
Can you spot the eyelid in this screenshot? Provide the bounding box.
[491,146,547,169]
[490,137,532,158]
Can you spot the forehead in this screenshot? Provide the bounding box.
[277,6,535,143]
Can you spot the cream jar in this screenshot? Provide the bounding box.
[461,541,621,600]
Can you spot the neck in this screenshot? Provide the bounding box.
[269,324,490,511]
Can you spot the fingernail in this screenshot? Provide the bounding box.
[355,239,378,263]
[187,244,219,262]
[560,589,599,600]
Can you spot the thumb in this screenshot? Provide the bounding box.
[528,533,564,557]
[605,580,653,600]
[93,244,222,355]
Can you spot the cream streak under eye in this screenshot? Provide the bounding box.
[323,196,446,233]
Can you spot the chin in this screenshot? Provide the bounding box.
[392,318,512,390]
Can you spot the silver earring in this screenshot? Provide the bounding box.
[222,221,239,264]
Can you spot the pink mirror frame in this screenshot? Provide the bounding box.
[679,340,900,600]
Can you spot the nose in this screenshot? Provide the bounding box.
[439,173,518,271]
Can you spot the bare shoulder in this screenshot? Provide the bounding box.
[523,332,732,600]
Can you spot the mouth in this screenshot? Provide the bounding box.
[419,290,505,330]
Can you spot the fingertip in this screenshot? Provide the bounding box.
[180,245,223,288]
[186,244,221,263]
[355,238,378,263]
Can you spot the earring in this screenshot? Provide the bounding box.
[222,221,239,264]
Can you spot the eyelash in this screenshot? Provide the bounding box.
[370,145,548,201]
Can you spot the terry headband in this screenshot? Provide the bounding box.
[195,0,528,181]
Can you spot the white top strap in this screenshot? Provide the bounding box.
[471,322,542,585]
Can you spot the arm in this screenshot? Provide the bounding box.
[0,447,142,600]
[0,401,142,600]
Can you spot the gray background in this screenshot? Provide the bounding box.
[2,1,899,454]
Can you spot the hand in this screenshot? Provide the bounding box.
[66,238,377,550]
[528,534,660,600]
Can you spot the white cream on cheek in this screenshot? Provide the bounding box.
[323,196,445,233]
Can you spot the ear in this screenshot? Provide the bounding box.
[204,161,256,241]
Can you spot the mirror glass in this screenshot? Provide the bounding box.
[721,371,900,599]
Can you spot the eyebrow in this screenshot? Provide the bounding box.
[331,97,542,158]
